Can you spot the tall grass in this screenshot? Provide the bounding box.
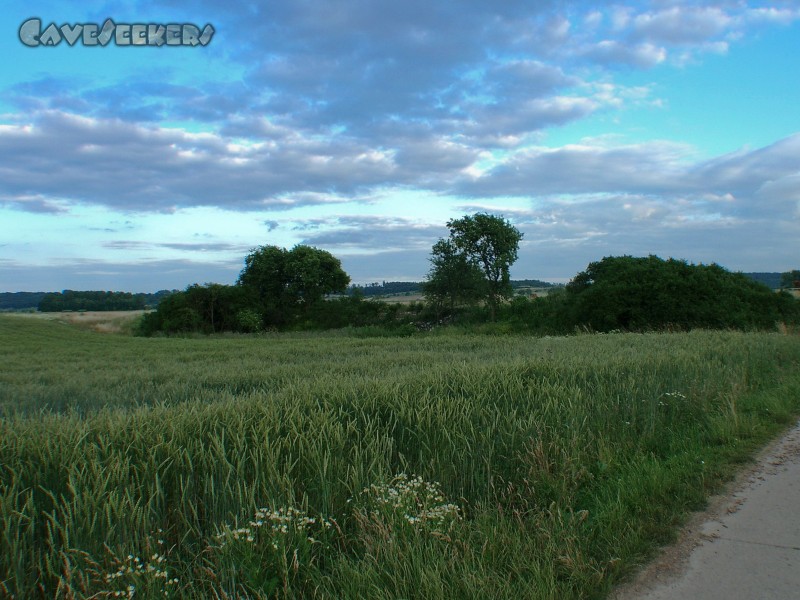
[1,316,799,598]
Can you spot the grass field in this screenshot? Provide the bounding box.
[8,310,146,334]
[1,315,799,598]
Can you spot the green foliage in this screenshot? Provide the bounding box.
[745,272,782,289]
[0,292,48,311]
[422,239,486,312]
[211,505,334,597]
[236,308,263,333]
[139,245,353,335]
[561,255,800,332]
[138,284,256,335]
[238,244,291,324]
[139,290,430,337]
[39,290,148,312]
[284,245,351,307]
[494,294,562,333]
[425,213,523,321]
[238,244,350,327]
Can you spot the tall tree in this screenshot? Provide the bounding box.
[284,245,351,310]
[422,239,485,312]
[238,246,288,304]
[443,213,523,320]
[238,244,350,325]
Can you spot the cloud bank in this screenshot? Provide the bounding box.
[1,1,799,290]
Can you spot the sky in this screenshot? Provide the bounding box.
[1,1,799,292]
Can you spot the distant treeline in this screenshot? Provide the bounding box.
[34,290,175,312]
[348,281,421,296]
[0,292,48,311]
[510,279,561,290]
[746,272,783,289]
[348,279,559,297]
[1,274,787,312]
[136,255,800,338]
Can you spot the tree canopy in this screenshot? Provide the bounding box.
[422,239,485,312]
[140,245,351,335]
[138,283,257,335]
[425,213,523,320]
[238,245,350,325]
[136,237,796,337]
[562,255,799,331]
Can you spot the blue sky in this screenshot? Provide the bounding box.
[1,1,799,292]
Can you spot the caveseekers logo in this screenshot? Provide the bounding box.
[19,18,215,47]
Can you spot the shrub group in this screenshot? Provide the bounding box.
[557,255,799,332]
[139,247,798,336]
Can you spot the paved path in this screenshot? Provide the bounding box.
[613,420,800,600]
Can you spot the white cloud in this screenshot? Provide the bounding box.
[584,10,603,29]
[632,7,732,44]
[582,40,667,67]
[742,7,800,25]
[0,111,406,211]
[460,140,695,197]
[610,6,633,31]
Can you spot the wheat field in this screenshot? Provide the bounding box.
[1,315,799,598]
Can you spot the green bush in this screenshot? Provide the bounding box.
[558,255,799,332]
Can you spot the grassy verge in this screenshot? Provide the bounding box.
[1,316,799,598]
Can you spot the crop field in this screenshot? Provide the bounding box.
[8,311,146,334]
[1,315,799,599]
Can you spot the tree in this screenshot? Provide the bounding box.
[237,245,290,322]
[183,283,255,333]
[238,244,350,326]
[436,213,523,320]
[138,284,255,335]
[138,290,201,335]
[780,270,800,289]
[284,244,351,310]
[422,239,485,313]
[561,255,800,332]
[38,290,146,312]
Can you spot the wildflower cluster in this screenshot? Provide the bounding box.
[650,389,702,426]
[357,474,462,531]
[659,391,687,406]
[212,505,335,597]
[99,535,178,598]
[215,505,332,550]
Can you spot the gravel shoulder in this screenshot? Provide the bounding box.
[612,419,800,600]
